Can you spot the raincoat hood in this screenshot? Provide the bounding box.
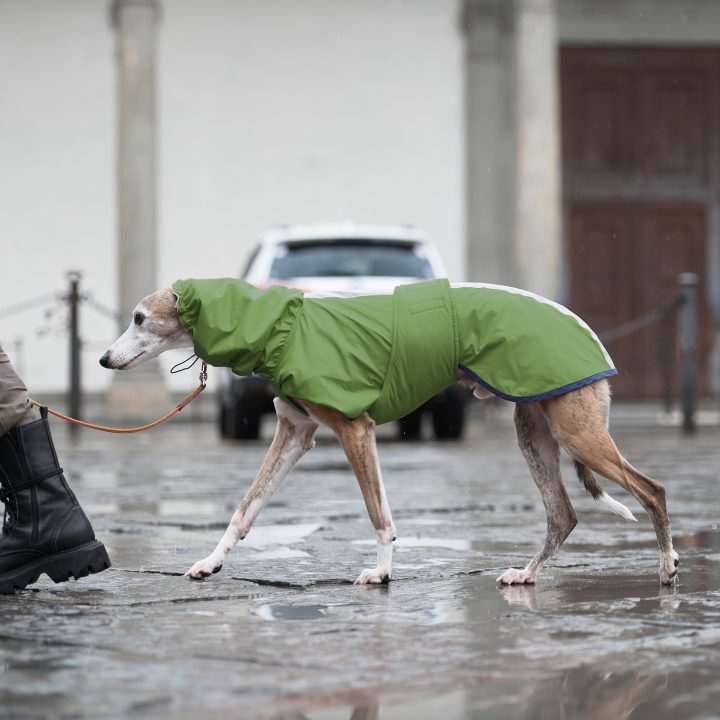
[172,278,303,381]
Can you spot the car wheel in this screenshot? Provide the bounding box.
[219,405,234,438]
[398,409,423,441]
[219,405,262,440]
[431,401,465,440]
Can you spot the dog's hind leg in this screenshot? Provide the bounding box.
[498,403,577,585]
[185,398,318,579]
[302,402,396,585]
[541,381,678,584]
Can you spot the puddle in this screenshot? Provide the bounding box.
[157,499,218,516]
[241,523,321,549]
[257,602,362,621]
[250,548,310,560]
[258,603,330,621]
[289,647,720,719]
[353,537,471,551]
[159,468,186,478]
[677,528,720,552]
[298,690,470,720]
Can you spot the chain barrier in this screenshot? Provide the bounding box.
[82,293,123,323]
[0,290,122,330]
[598,292,684,344]
[0,293,61,320]
[594,275,698,433]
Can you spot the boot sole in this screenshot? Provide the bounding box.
[0,540,111,594]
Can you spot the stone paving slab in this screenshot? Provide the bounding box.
[0,417,719,719]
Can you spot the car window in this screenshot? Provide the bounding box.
[269,242,434,279]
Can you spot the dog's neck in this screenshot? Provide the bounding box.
[171,278,302,377]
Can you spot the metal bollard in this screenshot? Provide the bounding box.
[67,271,82,432]
[678,273,698,434]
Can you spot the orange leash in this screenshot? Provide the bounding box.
[29,363,208,434]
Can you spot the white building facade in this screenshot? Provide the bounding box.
[2,0,720,398]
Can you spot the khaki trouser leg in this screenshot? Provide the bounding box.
[0,343,41,436]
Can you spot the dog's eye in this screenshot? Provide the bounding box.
[134,312,145,326]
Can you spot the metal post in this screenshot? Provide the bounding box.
[67,270,82,432]
[679,272,698,434]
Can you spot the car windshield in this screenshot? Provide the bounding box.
[269,241,435,279]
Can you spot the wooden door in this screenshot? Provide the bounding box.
[561,48,718,399]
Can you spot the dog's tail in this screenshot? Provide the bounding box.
[574,460,637,521]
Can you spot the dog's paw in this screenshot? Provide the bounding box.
[185,557,223,580]
[354,568,390,585]
[497,567,536,585]
[659,549,680,585]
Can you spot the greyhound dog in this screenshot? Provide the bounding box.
[99,281,679,587]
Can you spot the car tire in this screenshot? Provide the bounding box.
[219,405,262,440]
[431,401,465,440]
[398,409,423,441]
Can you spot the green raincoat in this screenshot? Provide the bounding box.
[173,278,616,425]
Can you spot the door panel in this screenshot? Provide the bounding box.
[562,48,717,399]
[569,202,708,399]
[638,205,709,397]
[569,203,637,398]
[562,69,634,184]
[640,70,709,186]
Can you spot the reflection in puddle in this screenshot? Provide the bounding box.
[258,594,464,626]
[302,705,379,720]
[295,667,669,719]
[157,499,217,516]
[677,528,720,552]
[242,523,321,549]
[521,667,668,720]
[295,687,482,720]
[353,537,471,552]
[500,583,540,610]
[250,548,310,560]
[257,602,363,621]
[258,604,329,621]
[158,468,185,478]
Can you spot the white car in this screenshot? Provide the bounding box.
[218,222,468,440]
[243,222,446,292]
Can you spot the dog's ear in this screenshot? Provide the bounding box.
[159,287,179,308]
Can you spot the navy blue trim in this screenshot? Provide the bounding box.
[458,365,618,403]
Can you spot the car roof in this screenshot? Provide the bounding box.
[257,222,431,246]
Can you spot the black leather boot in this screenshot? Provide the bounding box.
[0,408,110,593]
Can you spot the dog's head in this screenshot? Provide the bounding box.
[99,287,193,370]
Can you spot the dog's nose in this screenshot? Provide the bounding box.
[99,352,110,368]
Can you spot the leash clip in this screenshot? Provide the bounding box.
[199,361,208,387]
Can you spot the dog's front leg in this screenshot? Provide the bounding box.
[185,399,318,579]
[302,402,396,585]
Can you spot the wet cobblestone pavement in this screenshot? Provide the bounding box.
[1,410,719,719]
